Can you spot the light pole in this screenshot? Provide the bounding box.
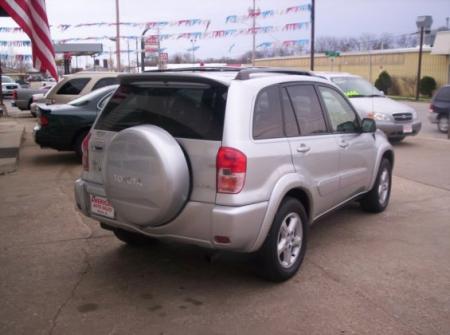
[115,0,121,71]
[415,15,432,101]
[310,0,315,70]
[141,27,151,72]
[190,39,196,63]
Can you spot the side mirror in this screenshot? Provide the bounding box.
[361,118,376,133]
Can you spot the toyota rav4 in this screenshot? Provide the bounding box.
[74,67,394,282]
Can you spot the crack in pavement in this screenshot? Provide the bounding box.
[308,260,424,335]
[47,241,92,335]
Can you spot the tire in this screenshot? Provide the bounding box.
[74,131,88,160]
[389,136,405,143]
[258,197,308,282]
[437,115,448,133]
[361,158,392,213]
[113,228,153,246]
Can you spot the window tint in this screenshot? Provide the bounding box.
[318,86,359,133]
[286,85,327,136]
[253,86,284,139]
[95,83,227,140]
[281,88,299,137]
[92,77,119,91]
[57,78,90,95]
[435,87,450,102]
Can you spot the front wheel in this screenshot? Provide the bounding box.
[258,197,308,282]
[437,115,449,133]
[361,158,392,213]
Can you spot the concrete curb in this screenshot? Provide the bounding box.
[0,120,25,175]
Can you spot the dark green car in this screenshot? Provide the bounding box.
[33,85,118,158]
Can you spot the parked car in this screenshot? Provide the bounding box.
[33,85,117,158]
[43,71,120,105]
[317,72,421,142]
[428,84,450,133]
[1,75,21,97]
[74,68,394,282]
[13,84,54,112]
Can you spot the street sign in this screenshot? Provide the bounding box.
[145,35,159,54]
[325,51,340,57]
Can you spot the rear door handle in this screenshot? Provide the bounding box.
[296,144,311,153]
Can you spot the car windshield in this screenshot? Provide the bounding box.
[1,76,14,83]
[69,85,118,106]
[331,76,383,98]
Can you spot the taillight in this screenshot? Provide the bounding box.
[39,114,48,126]
[12,90,17,100]
[216,147,247,194]
[82,133,91,171]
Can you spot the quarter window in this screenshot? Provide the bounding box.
[318,86,359,133]
[286,85,328,136]
[57,78,90,95]
[253,86,284,139]
[92,77,119,91]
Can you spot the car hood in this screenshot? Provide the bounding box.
[349,97,415,116]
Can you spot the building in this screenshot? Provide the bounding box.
[256,32,450,97]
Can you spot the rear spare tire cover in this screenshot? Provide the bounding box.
[103,125,190,227]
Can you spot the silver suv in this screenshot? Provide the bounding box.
[74,68,394,282]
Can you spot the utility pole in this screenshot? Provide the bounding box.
[115,0,121,72]
[127,38,131,72]
[251,0,256,66]
[310,0,315,70]
[190,39,196,63]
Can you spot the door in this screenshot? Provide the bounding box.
[282,84,342,217]
[317,85,377,201]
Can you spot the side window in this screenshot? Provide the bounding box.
[318,86,359,133]
[57,78,90,95]
[92,77,119,91]
[286,85,328,136]
[253,86,284,139]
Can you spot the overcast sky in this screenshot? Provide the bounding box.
[0,0,449,64]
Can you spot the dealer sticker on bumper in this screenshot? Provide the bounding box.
[90,195,115,218]
[403,124,413,133]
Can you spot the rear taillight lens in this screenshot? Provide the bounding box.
[39,114,48,126]
[82,133,91,171]
[12,90,17,100]
[217,147,247,194]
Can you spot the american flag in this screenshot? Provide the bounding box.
[0,0,58,80]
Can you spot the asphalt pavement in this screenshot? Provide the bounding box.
[1,101,449,335]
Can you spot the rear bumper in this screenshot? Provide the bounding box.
[33,124,72,151]
[377,120,421,138]
[74,178,268,252]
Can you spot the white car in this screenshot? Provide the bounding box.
[1,75,20,97]
[316,72,421,142]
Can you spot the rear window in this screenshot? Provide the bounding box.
[435,87,450,102]
[57,78,90,95]
[95,82,227,140]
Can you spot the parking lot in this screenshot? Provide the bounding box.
[1,101,449,335]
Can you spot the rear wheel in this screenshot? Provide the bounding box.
[361,158,392,213]
[390,136,405,143]
[258,197,308,282]
[437,115,449,133]
[113,228,154,246]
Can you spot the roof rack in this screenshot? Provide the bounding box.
[235,67,312,80]
[144,66,242,73]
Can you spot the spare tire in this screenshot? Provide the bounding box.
[103,125,190,227]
